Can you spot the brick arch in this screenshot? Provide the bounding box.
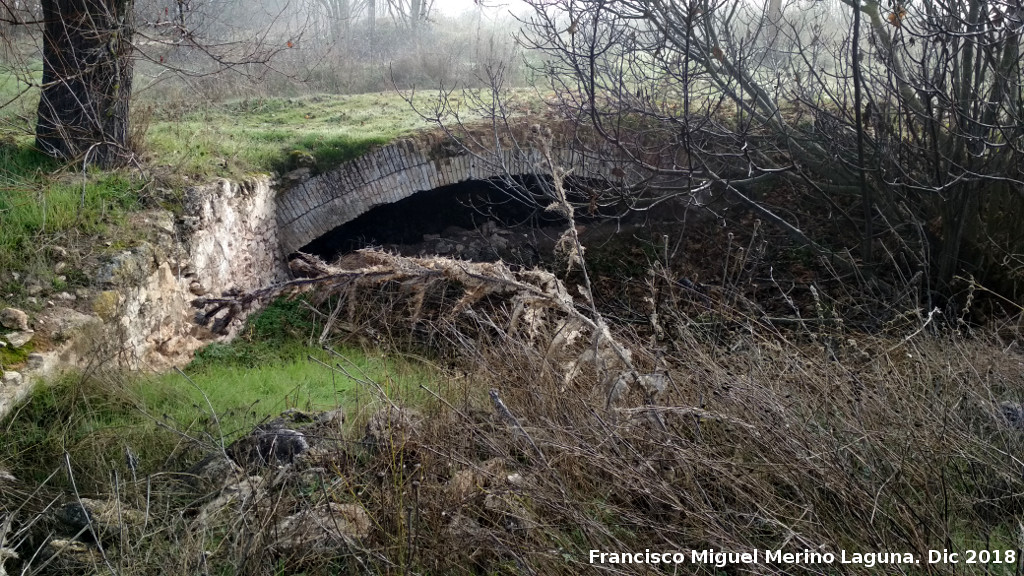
[275,132,633,254]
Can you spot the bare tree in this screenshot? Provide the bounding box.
[431,0,1024,307]
[384,0,431,31]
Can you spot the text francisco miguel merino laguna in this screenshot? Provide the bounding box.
[589,548,1018,568]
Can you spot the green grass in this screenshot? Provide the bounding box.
[141,91,446,177]
[2,67,443,177]
[0,64,41,131]
[0,344,433,487]
[0,139,146,299]
[0,298,439,488]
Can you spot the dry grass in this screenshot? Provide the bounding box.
[3,250,1024,575]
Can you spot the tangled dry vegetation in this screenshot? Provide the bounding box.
[4,249,1024,575]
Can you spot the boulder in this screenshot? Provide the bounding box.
[2,331,32,349]
[40,539,101,572]
[1000,401,1024,430]
[228,426,309,468]
[314,407,345,432]
[186,453,245,495]
[54,498,144,539]
[34,307,98,341]
[364,406,421,451]
[0,371,21,386]
[0,308,28,331]
[196,475,264,525]
[272,503,371,554]
[26,354,45,371]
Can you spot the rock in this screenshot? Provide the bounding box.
[186,453,245,494]
[92,291,121,321]
[314,407,345,431]
[228,426,309,468]
[272,503,371,554]
[54,498,144,539]
[289,150,317,169]
[55,292,75,302]
[1,371,22,386]
[281,167,312,186]
[0,308,28,331]
[364,406,421,450]
[25,283,42,296]
[1000,401,1024,430]
[196,475,264,525]
[2,331,33,349]
[46,245,69,260]
[41,539,101,572]
[189,281,207,296]
[95,244,157,287]
[26,353,45,371]
[483,493,538,533]
[34,307,99,342]
[490,234,509,251]
[54,261,67,273]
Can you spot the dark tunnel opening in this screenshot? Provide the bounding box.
[298,175,577,264]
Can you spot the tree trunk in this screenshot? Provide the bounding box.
[35,0,135,169]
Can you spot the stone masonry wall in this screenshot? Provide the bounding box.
[92,177,288,371]
[276,134,638,254]
[118,177,289,370]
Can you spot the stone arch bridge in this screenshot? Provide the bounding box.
[275,129,647,255]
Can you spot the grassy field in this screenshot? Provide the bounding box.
[0,141,144,302]
[140,91,447,178]
[1,64,446,176]
[0,298,440,489]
